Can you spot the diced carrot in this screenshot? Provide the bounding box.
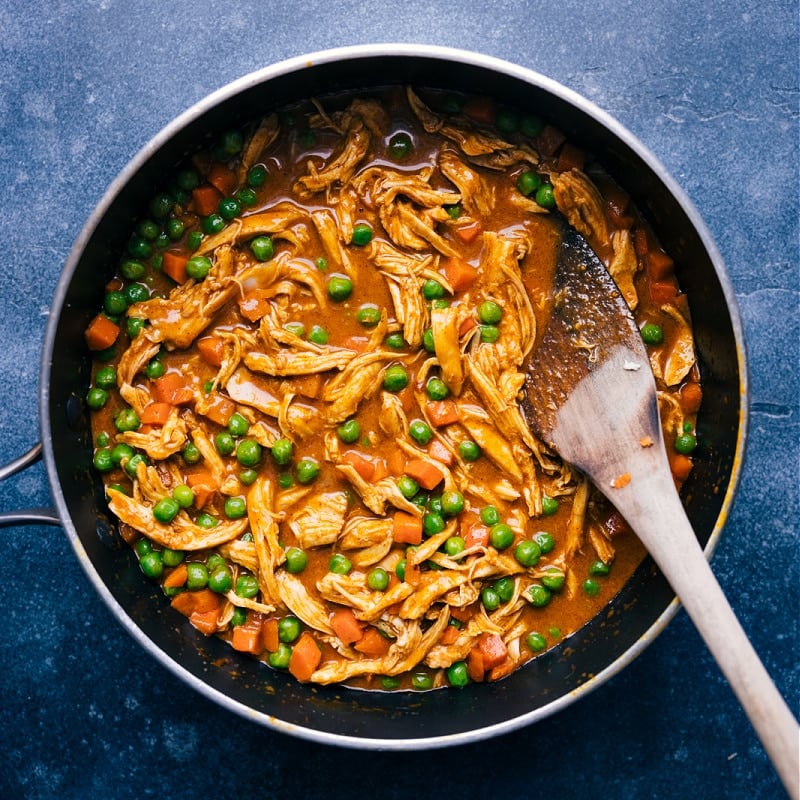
[140,402,173,426]
[402,558,421,587]
[679,381,703,415]
[189,609,221,636]
[605,511,630,539]
[371,458,389,483]
[606,204,635,229]
[449,603,476,624]
[191,184,223,216]
[392,511,423,545]
[467,648,485,683]
[459,316,478,337]
[440,624,460,645]
[670,452,694,483]
[170,591,196,616]
[262,618,280,652]
[426,400,460,427]
[197,335,226,367]
[354,627,391,657]
[199,392,236,426]
[186,470,219,509]
[556,142,585,172]
[206,162,238,197]
[162,251,189,284]
[404,459,445,491]
[428,439,454,466]
[649,279,678,305]
[646,249,675,282]
[386,448,407,477]
[461,95,495,125]
[536,125,566,157]
[442,257,478,293]
[603,182,630,216]
[238,288,272,322]
[105,277,124,292]
[477,632,507,670]
[284,373,323,399]
[452,219,482,244]
[330,607,365,645]
[231,616,265,654]
[85,314,120,351]
[153,373,194,405]
[191,588,225,614]
[488,658,517,682]
[464,524,489,549]
[341,450,376,482]
[633,227,650,256]
[288,631,322,682]
[163,562,188,589]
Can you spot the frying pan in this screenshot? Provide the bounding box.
[1,44,746,748]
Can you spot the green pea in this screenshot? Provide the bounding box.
[327,274,353,301]
[480,324,500,343]
[125,453,147,477]
[145,356,165,379]
[458,440,481,462]
[309,324,329,345]
[589,560,611,577]
[444,536,466,557]
[139,551,164,579]
[134,538,152,558]
[206,554,226,572]
[86,387,109,410]
[480,505,500,526]
[92,448,113,472]
[186,231,203,251]
[422,328,435,353]
[315,257,328,271]
[208,564,233,593]
[337,418,361,444]
[481,585,501,611]
[126,317,147,339]
[388,131,413,160]
[490,523,515,550]
[521,114,543,137]
[514,539,541,567]
[426,377,449,400]
[218,197,241,221]
[423,512,445,537]
[395,559,407,582]
[268,643,292,669]
[162,548,183,567]
[384,331,405,350]
[137,219,160,240]
[114,407,140,433]
[125,283,149,305]
[182,441,201,465]
[227,412,249,437]
[249,235,274,261]
[186,562,209,590]
[128,236,153,259]
[675,432,697,454]
[94,366,117,390]
[494,576,515,603]
[517,170,543,197]
[496,108,519,133]
[640,322,664,345]
[526,632,547,652]
[235,574,259,599]
[351,223,373,246]
[329,554,352,575]
[95,431,110,447]
[171,484,194,508]
[271,437,293,466]
[411,673,434,691]
[527,583,551,607]
[215,431,235,456]
[224,496,247,519]
[278,472,294,489]
[235,187,258,207]
[541,496,559,516]
[533,530,555,553]
[446,661,470,687]
[367,567,390,591]
[196,513,219,530]
[397,475,419,500]
[186,254,212,280]
[409,419,433,445]
[153,497,180,524]
[230,607,248,627]
[478,300,503,324]
[541,567,566,591]
[445,203,462,219]
[149,193,173,219]
[356,304,382,327]
[535,183,556,209]
[236,439,262,467]
[381,676,400,690]
[239,468,258,486]
[285,547,308,574]
[104,291,128,316]
[296,457,320,485]
[176,168,199,191]
[428,495,443,514]
[201,213,225,235]
[247,164,268,188]
[422,279,446,300]
[583,578,601,597]
[166,217,185,241]
[278,616,302,643]
[440,490,465,517]
[383,364,409,392]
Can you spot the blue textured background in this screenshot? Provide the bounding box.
[0,2,797,798]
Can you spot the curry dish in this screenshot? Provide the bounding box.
[85,86,701,689]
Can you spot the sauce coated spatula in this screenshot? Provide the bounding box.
[523,227,798,797]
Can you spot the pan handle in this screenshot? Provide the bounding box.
[0,443,61,527]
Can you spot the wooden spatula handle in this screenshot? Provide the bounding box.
[613,471,799,798]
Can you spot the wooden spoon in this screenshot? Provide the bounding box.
[523,227,799,797]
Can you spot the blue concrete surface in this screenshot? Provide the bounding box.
[0,2,797,798]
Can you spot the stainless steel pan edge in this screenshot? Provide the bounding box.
[38,44,748,749]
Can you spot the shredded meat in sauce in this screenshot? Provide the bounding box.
[86,86,701,689]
